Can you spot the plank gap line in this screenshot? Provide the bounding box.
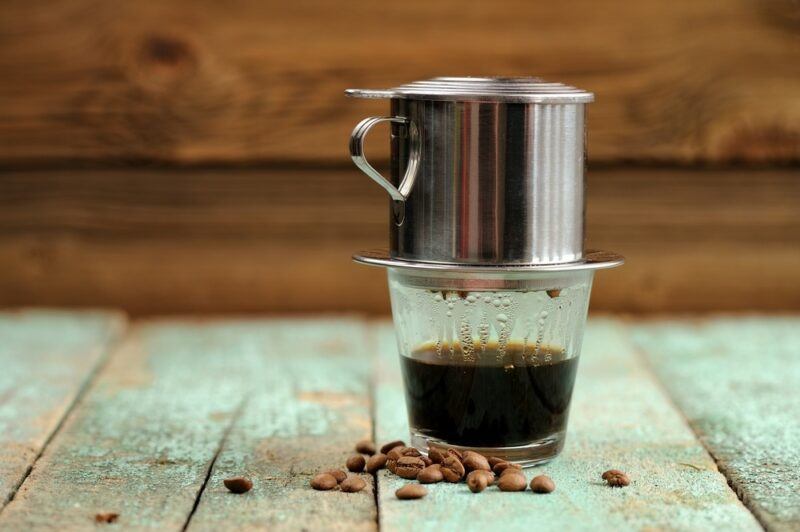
[627,323,768,532]
[181,397,249,532]
[0,319,128,515]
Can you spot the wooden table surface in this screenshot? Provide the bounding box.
[0,311,797,531]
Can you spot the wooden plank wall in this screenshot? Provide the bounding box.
[0,0,798,314]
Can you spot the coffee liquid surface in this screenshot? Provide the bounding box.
[400,342,579,447]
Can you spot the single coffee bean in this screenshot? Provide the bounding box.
[310,473,338,490]
[500,466,524,478]
[498,472,527,492]
[324,469,347,483]
[223,477,253,494]
[94,513,119,524]
[396,484,428,500]
[493,461,522,475]
[487,456,505,468]
[462,451,491,472]
[428,448,446,464]
[400,447,422,458]
[380,440,405,454]
[340,475,367,493]
[441,455,466,482]
[446,448,464,462]
[602,469,630,487]
[547,289,561,298]
[395,456,425,479]
[467,470,489,493]
[420,455,433,467]
[387,447,405,461]
[530,475,555,493]
[472,469,495,485]
[355,439,376,455]
[418,464,444,484]
[366,453,387,473]
[347,455,366,472]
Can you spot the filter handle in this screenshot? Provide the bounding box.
[349,116,420,223]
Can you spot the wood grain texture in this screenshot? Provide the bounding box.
[186,320,376,531]
[0,0,798,166]
[0,321,259,530]
[372,320,761,531]
[632,318,800,532]
[0,310,124,509]
[0,167,798,314]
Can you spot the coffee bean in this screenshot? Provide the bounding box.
[440,455,465,482]
[223,477,253,494]
[420,455,432,467]
[462,451,491,472]
[94,512,119,523]
[602,469,630,487]
[500,466,524,477]
[418,464,444,484]
[467,470,490,493]
[547,289,561,298]
[355,439,377,455]
[386,447,405,461]
[493,461,522,475]
[366,453,387,473]
[396,484,428,500]
[324,469,347,483]
[380,440,405,454]
[387,458,398,474]
[395,456,425,479]
[498,472,527,492]
[311,473,338,490]
[346,455,366,472]
[340,475,367,493]
[530,475,555,493]
[399,447,422,458]
[473,469,495,485]
[428,448,446,464]
[446,448,464,462]
[487,456,505,468]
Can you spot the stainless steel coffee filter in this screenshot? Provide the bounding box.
[347,77,621,270]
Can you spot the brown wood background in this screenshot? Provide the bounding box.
[0,0,798,314]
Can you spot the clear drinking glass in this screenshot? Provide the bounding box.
[388,268,594,465]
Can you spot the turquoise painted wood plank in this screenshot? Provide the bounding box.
[187,320,376,531]
[0,310,125,509]
[0,320,270,530]
[373,319,761,531]
[631,317,800,532]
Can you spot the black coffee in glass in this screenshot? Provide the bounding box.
[400,341,579,448]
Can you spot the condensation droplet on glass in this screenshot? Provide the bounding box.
[492,298,501,308]
[496,313,508,323]
[434,293,443,302]
[483,295,492,304]
[502,297,511,307]
[447,302,454,310]
[466,294,477,303]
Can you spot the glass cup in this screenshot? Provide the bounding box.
[387,267,594,465]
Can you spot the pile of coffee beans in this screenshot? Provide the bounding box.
[307,439,632,499]
[217,439,630,498]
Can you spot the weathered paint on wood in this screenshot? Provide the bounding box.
[373,320,762,531]
[631,317,800,532]
[0,310,125,509]
[0,320,266,530]
[186,320,376,531]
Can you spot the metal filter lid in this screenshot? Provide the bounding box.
[345,76,594,104]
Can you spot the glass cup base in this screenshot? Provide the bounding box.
[410,430,566,467]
